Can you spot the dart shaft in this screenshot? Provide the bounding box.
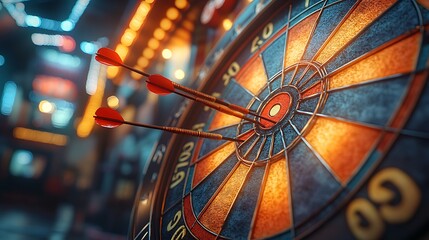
[172,82,276,124]
[126,120,243,142]
[173,90,262,126]
[95,116,242,142]
[123,64,150,77]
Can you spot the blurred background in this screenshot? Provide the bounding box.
[0,0,247,239]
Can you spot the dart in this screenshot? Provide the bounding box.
[94,107,244,142]
[95,48,276,124]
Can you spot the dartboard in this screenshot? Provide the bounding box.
[129,0,429,239]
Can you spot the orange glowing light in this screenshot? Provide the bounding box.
[14,127,68,146]
[174,69,185,80]
[222,18,233,30]
[154,28,166,40]
[115,44,129,61]
[143,48,155,59]
[175,0,188,9]
[121,29,137,47]
[136,2,150,16]
[148,38,159,49]
[137,57,149,68]
[160,18,172,31]
[107,95,119,109]
[166,7,180,20]
[107,66,119,79]
[129,15,144,31]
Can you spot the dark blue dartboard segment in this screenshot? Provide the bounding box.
[295,67,316,87]
[282,68,296,86]
[405,78,429,133]
[262,34,287,80]
[322,75,411,126]
[250,99,261,111]
[241,122,254,133]
[290,0,325,26]
[222,79,255,108]
[273,130,286,154]
[299,96,319,112]
[282,124,299,147]
[289,66,307,86]
[191,155,239,216]
[245,137,264,161]
[270,74,282,89]
[198,124,238,158]
[299,74,322,91]
[258,136,272,160]
[220,166,266,239]
[288,141,341,225]
[238,134,259,158]
[291,113,312,132]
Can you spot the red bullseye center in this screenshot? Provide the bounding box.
[260,92,291,128]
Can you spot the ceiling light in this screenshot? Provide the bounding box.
[162,49,172,59]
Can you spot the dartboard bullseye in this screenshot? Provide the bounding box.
[128,0,429,239]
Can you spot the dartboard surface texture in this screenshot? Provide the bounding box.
[129,0,429,239]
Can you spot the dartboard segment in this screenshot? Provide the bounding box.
[197,124,240,159]
[191,154,239,217]
[315,0,396,64]
[321,75,412,126]
[198,163,249,234]
[192,141,236,186]
[219,166,265,239]
[303,0,356,60]
[329,31,420,90]
[304,117,382,184]
[284,11,320,67]
[287,140,342,227]
[235,56,268,95]
[251,157,292,239]
[325,0,419,72]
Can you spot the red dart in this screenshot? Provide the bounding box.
[94,107,243,142]
[95,107,123,128]
[95,48,150,77]
[95,48,123,66]
[146,74,175,95]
